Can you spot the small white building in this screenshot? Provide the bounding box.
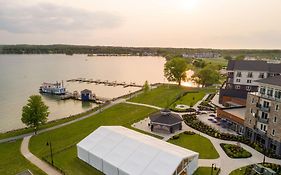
[77,126,199,175]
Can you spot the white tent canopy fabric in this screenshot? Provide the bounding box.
[77,126,199,175]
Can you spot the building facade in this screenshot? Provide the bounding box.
[219,60,281,106]
[244,76,281,156]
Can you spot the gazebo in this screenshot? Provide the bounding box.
[149,109,183,133]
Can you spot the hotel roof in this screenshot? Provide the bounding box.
[226,60,281,72]
[255,75,281,87]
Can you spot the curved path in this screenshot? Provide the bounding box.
[21,135,62,175]
[126,101,281,175]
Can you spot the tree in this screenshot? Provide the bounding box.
[223,55,233,61]
[21,95,49,133]
[235,55,245,60]
[164,57,188,86]
[143,80,150,93]
[192,65,220,87]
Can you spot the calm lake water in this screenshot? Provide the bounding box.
[0,54,166,132]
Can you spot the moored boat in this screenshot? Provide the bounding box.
[39,81,66,95]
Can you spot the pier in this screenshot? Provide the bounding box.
[60,92,109,104]
[66,78,143,88]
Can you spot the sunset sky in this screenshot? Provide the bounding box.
[0,0,281,49]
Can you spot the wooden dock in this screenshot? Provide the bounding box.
[66,78,143,88]
[60,93,109,104]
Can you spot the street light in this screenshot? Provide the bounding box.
[46,140,54,165]
[211,163,216,175]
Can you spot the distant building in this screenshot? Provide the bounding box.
[219,60,281,106]
[149,109,183,133]
[244,75,281,156]
[81,89,95,101]
[182,52,220,58]
[77,126,199,175]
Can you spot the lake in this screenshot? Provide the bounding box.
[0,54,166,132]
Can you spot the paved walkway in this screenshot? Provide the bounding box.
[21,136,62,175]
[126,101,281,175]
[125,101,162,110]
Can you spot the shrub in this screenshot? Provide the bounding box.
[184,131,195,135]
[172,134,180,139]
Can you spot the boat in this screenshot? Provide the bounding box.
[39,81,66,95]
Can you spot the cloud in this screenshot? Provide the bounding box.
[0,2,122,33]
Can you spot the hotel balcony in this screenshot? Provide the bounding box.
[256,103,270,112]
[257,116,269,124]
[251,92,281,103]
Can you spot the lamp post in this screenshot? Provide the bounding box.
[211,163,216,175]
[46,140,54,165]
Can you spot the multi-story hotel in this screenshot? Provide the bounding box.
[219,60,281,106]
[244,75,281,156]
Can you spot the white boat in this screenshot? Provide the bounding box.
[39,81,66,95]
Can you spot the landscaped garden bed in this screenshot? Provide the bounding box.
[230,163,281,175]
[183,114,281,159]
[220,143,252,158]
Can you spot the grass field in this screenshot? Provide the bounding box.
[29,103,157,174]
[170,88,215,109]
[168,133,219,159]
[229,166,247,175]
[203,57,228,67]
[0,139,46,175]
[129,85,191,108]
[193,167,220,175]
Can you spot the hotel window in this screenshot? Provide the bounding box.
[236,72,242,77]
[273,116,277,123]
[259,73,264,78]
[260,87,266,94]
[275,91,281,99]
[236,79,241,82]
[246,86,251,91]
[261,112,268,119]
[247,80,252,83]
[247,72,253,78]
[250,108,253,113]
[272,129,275,136]
[249,119,252,124]
[276,105,280,111]
[251,97,255,104]
[235,85,240,89]
[267,88,273,97]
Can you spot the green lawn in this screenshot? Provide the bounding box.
[168,133,219,159]
[193,167,220,175]
[29,103,157,174]
[203,57,228,67]
[129,85,190,108]
[0,139,46,175]
[229,166,247,175]
[170,88,215,109]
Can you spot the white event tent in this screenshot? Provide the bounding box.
[77,126,199,175]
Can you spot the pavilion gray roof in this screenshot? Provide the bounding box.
[149,110,182,125]
[255,75,281,86]
[81,89,92,93]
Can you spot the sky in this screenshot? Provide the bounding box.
[0,0,281,49]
